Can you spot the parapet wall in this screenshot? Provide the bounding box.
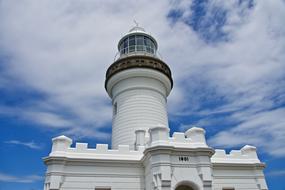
[49,126,210,160]
[50,135,143,161]
[139,125,209,148]
[211,145,261,164]
[49,126,262,164]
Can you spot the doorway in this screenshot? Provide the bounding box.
[175,185,194,190]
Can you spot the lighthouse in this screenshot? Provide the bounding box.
[105,26,173,149]
[43,25,268,190]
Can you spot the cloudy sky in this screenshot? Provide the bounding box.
[0,0,284,189]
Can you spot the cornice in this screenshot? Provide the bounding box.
[105,55,173,89]
[212,162,266,169]
[142,145,215,162]
[43,156,142,166]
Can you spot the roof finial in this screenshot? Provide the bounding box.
[129,21,145,32]
[134,20,139,27]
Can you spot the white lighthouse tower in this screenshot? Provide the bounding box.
[43,26,268,190]
[105,26,173,149]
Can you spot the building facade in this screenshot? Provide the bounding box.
[43,26,268,190]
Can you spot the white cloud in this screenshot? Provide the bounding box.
[0,106,110,139]
[5,140,42,150]
[23,111,74,128]
[0,0,284,156]
[166,0,285,157]
[0,105,72,129]
[208,108,285,157]
[0,0,173,139]
[0,172,42,183]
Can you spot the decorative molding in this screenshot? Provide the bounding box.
[105,55,173,89]
[43,156,143,165]
[212,162,266,169]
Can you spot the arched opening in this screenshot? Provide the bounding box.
[174,181,199,190]
[175,185,194,190]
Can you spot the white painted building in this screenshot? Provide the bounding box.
[43,26,268,190]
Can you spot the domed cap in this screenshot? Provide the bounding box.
[129,26,146,33]
[117,25,158,58]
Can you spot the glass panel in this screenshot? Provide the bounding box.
[129,45,135,52]
[137,45,143,51]
[118,35,156,55]
[136,36,144,45]
[129,38,135,46]
[144,37,147,45]
[119,43,124,53]
[150,41,154,48]
[145,37,151,46]
[124,39,128,48]
[129,35,135,45]
[146,47,151,53]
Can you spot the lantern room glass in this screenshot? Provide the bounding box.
[119,34,157,56]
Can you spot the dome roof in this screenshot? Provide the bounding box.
[129,26,146,33]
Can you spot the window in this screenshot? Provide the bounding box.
[136,36,144,45]
[129,45,135,52]
[113,102,118,115]
[129,36,135,46]
[122,39,128,54]
[144,37,150,46]
[118,35,157,55]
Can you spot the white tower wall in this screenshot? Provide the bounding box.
[106,68,172,149]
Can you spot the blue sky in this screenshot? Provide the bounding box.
[0,0,285,189]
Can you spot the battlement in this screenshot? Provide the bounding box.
[50,135,144,161]
[169,127,208,148]
[49,126,209,161]
[49,129,262,165]
[135,125,209,149]
[48,132,263,170]
[211,145,261,164]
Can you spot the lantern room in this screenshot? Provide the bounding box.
[117,26,158,58]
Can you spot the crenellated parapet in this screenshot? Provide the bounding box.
[49,135,144,161]
[48,125,211,162]
[211,145,262,164]
[134,125,209,150]
[49,127,263,165]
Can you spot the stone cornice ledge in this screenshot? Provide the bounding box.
[143,145,215,157]
[212,162,266,169]
[43,156,143,165]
